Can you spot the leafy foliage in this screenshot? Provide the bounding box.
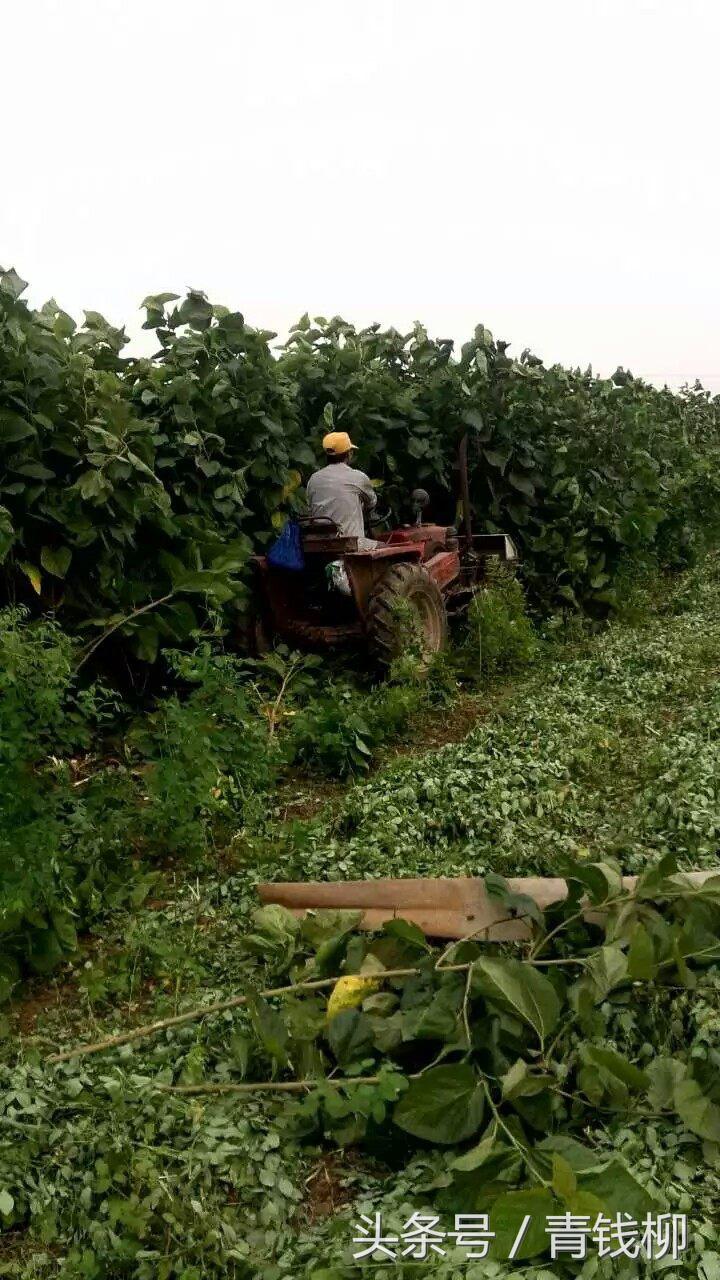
[3,857,718,1277]
[0,615,279,991]
[456,560,538,680]
[3,269,720,664]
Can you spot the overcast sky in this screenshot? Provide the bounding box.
[3,0,720,388]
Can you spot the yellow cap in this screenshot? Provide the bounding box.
[322,430,357,455]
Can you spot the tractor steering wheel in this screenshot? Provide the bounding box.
[368,508,393,531]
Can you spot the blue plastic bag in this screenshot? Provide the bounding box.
[267,519,305,572]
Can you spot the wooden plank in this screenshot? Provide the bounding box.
[257,870,719,941]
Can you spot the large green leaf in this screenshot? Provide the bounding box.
[326,1009,374,1067]
[578,1159,656,1217]
[646,1056,687,1110]
[40,545,72,578]
[674,1076,720,1142]
[471,957,560,1044]
[490,1187,556,1259]
[0,267,28,299]
[580,1045,649,1091]
[247,997,289,1067]
[573,943,628,1004]
[402,981,463,1042]
[393,1064,484,1144]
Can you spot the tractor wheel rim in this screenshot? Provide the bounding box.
[411,592,442,654]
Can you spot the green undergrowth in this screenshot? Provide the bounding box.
[0,566,536,996]
[1,563,719,1278]
[269,559,720,884]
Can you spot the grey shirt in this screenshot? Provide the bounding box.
[306,462,378,549]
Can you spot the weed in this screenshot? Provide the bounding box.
[455,562,538,682]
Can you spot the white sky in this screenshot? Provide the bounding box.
[3,0,720,389]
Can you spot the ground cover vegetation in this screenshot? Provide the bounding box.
[2,567,720,1279]
[1,267,720,1277]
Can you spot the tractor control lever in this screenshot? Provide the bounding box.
[410,488,430,526]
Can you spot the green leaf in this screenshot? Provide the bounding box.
[674,1076,720,1142]
[50,908,78,950]
[28,927,64,973]
[0,1189,14,1216]
[382,918,429,950]
[508,471,535,498]
[462,408,485,431]
[490,1187,556,1259]
[578,1158,656,1217]
[485,873,544,926]
[369,1010,404,1054]
[576,943,628,1003]
[699,1252,720,1280]
[537,1135,606,1174]
[393,1064,484,1144]
[450,1126,497,1171]
[251,904,301,941]
[401,979,464,1043]
[77,469,110,501]
[627,923,656,979]
[552,1153,577,1200]
[141,292,180,309]
[40,545,72,578]
[471,957,560,1043]
[19,562,41,595]
[581,1045,649,1091]
[15,461,55,480]
[300,910,363,950]
[0,267,28,299]
[501,1059,554,1101]
[566,860,623,904]
[326,1009,374,1067]
[667,872,720,904]
[646,1056,686,1110]
[0,411,35,443]
[0,505,15,562]
[134,626,159,664]
[248,997,289,1066]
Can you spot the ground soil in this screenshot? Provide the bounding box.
[300,1151,389,1225]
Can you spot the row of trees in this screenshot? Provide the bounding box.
[2,267,719,662]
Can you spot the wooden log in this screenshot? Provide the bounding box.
[257,869,719,940]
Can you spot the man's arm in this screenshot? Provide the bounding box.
[355,470,378,513]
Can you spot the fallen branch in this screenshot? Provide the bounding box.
[158,1076,385,1096]
[76,593,174,671]
[47,967,424,1064]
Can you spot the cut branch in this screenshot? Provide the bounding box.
[47,967,423,1064]
[158,1076,385,1096]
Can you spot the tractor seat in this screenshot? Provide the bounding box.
[297,515,358,554]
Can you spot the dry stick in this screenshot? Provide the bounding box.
[76,593,175,671]
[47,967,431,1064]
[158,1076,386,1096]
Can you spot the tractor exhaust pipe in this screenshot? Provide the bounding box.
[458,432,473,544]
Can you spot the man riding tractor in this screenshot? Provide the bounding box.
[249,431,517,664]
[306,430,380,552]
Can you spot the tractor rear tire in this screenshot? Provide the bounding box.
[367,562,448,666]
[241,602,272,656]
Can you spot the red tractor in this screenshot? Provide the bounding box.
[250,437,517,663]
